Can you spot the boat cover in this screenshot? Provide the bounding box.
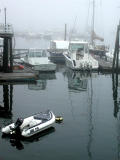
[34,111,51,121]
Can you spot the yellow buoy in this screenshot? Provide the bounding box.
[55,116,63,123]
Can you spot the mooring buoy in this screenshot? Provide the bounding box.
[55,116,63,123]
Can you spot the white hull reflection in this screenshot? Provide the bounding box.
[28,73,56,90]
[65,69,98,92]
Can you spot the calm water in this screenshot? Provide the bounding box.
[0,39,120,160]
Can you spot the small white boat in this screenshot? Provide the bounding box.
[1,110,55,138]
[63,41,99,71]
[22,49,56,72]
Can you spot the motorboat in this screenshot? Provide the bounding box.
[48,40,69,63]
[21,49,56,72]
[1,110,55,138]
[63,41,99,71]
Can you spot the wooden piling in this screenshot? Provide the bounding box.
[112,24,120,72]
[9,37,13,72]
[0,24,14,73]
[3,38,9,72]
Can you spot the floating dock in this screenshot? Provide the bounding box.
[0,23,38,83]
[0,72,37,83]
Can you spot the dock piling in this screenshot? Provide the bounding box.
[112,24,120,72]
[0,23,13,73]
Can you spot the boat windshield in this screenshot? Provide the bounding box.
[29,50,47,57]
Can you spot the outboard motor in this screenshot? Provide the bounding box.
[10,118,23,141]
[12,118,23,136]
[15,118,23,127]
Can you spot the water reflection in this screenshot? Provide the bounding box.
[2,127,55,150]
[112,73,120,118]
[0,84,13,118]
[28,80,47,90]
[64,69,94,158]
[87,75,94,159]
[28,73,56,90]
[112,73,120,159]
[68,72,88,91]
[64,69,91,92]
[116,120,120,160]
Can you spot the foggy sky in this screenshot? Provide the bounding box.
[0,0,119,46]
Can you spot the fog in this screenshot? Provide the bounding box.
[0,0,120,47]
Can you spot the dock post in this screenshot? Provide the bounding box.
[0,23,13,73]
[3,37,9,72]
[112,24,120,72]
[9,37,13,72]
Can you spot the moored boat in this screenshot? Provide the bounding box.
[48,40,69,63]
[21,49,56,72]
[63,40,99,71]
[1,110,55,138]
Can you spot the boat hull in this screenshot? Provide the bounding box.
[64,53,99,71]
[1,110,55,138]
[49,52,65,64]
[33,63,56,72]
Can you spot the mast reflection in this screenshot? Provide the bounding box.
[87,74,94,159]
[65,69,94,158]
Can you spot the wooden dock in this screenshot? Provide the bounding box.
[0,72,37,83]
[0,63,38,83]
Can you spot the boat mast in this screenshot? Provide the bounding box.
[64,23,67,41]
[91,0,95,46]
[4,8,7,30]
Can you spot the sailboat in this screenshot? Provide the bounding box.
[89,0,108,56]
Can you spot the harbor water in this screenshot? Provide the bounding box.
[0,38,120,160]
